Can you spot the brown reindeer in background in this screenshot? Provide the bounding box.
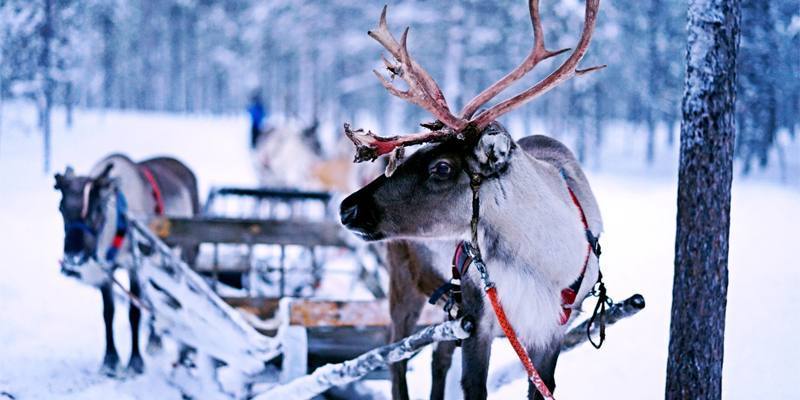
[339,1,604,399]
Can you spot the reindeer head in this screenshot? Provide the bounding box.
[341,122,516,240]
[340,0,602,241]
[54,163,117,285]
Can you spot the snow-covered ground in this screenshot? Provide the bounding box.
[0,102,798,399]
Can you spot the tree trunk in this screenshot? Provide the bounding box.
[665,1,739,399]
[645,0,662,165]
[41,0,55,173]
[645,110,656,164]
[0,69,4,151]
[592,83,604,168]
[100,6,114,109]
[168,5,183,112]
[65,81,73,128]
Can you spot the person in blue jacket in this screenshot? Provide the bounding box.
[247,93,267,149]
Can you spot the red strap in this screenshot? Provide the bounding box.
[566,185,589,230]
[486,287,555,400]
[559,185,594,324]
[139,166,165,215]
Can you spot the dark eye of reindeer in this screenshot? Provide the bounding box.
[430,160,454,179]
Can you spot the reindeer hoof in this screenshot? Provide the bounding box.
[127,355,145,375]
[146,333,164,356]
[100,352,121,377]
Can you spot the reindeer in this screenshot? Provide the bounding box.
[339,1,603,399]
[54,154,199,376]
[253,120,385,192]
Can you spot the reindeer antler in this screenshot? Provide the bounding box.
[344,123,457,162]
[345,0,604,163]
[459,0,571,120]
[470,0,605,129]
[368,6,467,131]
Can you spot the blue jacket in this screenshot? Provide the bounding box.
[247,103,266,128]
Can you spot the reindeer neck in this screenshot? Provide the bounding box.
[95,155,156,219]
[477,153,586,286]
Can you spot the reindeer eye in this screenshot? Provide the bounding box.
[430,160,454,179]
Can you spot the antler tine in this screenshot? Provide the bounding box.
[370,7,448,108]
[344,123,457,163]
[460,0,571,120]
[368,5,466,131]
[472,0,604,129]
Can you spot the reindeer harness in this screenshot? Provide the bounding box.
[65,166,165,265]
[428,170,609,400]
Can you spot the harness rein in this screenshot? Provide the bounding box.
[429,169,609,400]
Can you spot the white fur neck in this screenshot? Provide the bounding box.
[472,151,589,348]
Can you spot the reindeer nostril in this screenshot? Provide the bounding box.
[340,204,359,226]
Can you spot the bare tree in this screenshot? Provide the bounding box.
[40,0,54,173]
[666,0,740,399]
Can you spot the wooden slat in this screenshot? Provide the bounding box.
[223,297,443,366]
[211,186,332,201]
[223,297,282,320]
[223,297,443,329]
[288,299,442,328]
[306,326,389,364]
[161,217,350,248]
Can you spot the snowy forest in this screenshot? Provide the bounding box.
[1,0,800,399]
[1,0,798,172]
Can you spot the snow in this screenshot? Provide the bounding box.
[1,102,799,399]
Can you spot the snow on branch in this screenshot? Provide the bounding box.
[255,318,474,400]
[561,294,646,352]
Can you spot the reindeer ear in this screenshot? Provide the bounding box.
[467,122,516,177]
[94,163,115,187]
[54,173,64,190]
[54,166,75,190]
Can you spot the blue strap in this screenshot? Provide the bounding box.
[104,190,129,262]
[115,190,128,230]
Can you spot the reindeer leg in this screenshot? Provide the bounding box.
[127,270,145,374]
[146,315,164,355]
[430,340,456,400]
[387,242,427,400]
[527,344,560,400]
[100,283,120,376]
[459,331,491,400]
[459,281,491,400]
[389,284,426,400]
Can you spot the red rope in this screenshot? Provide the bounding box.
[484,185,593,398]
[486,286,555,400]
[139,166,165,215]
